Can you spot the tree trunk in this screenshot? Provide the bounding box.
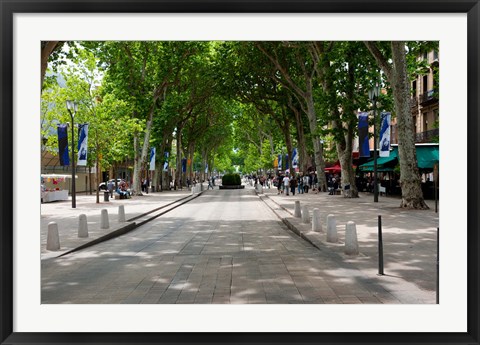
[161,134,173,191]
[95,149,100,204]
[133,105,156,195]
[305,88,327,191]
[335,121,359,198]
[41,41,62,90]
[186,141,195,182]
[88,166,92,195]
[175,124,183,189]
[132,132,141,195]
[391,42,429,209]
[291,102,309,174]
[333,51,358,198]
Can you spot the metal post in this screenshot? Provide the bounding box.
[378,215,384,275]
[373,101,379,203]
[436,227,439,304]
[66,100,77,208]
[70,114,76,208]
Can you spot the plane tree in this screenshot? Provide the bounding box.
[255,42,328,191]
[365,41,430,209]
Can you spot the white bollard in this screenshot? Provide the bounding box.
[118,205,126,223]
[326,214,338,243]
[46,222,60,251]
[78,214,89,238]
[312,208,322,232]
[192,187,195,195]
[345,221,359,255]
[100,209,109,229]
[301,205,309,223]
[294,201,302,218]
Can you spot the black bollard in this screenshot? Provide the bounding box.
[436,227,439,304]
[378,215,384,276]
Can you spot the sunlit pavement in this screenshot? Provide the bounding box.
[41,185,436,304]
[260,184,439,295]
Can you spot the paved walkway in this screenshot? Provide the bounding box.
[258,184,439,294]
[41,185,437,304]
[41,188,193,259]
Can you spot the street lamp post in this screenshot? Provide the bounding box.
[66,100,78,208]
[369,84,380,203]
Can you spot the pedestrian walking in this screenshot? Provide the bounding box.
[277,175,284,194]
[298,175,304,194]
[290,176,297,196]
[207,178,214,190]
[303,175,309,193]
[283,174,290,196]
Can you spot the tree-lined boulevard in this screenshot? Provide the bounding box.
[41,185,437,304]
[42,40,438,208]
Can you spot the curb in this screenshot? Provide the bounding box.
[54,192,204,258]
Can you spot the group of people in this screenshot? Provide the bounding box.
[107,179,131,199]
[274,172,319,196]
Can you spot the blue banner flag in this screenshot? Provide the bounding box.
[163,152,169,172]
[77,123,88,166]
[292,148,299,168]
[57,124,69,166]
[358,112,370,157]
[285,154,289,170]
[379,112,391,157]
[182,158,187,173]
[149,147,156,171]
[205,163,208,174]
[278,154,283,170]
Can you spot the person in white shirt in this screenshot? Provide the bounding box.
[283,174,290,196]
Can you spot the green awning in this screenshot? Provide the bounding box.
[415,146,439,169]
[358,145,439,172]
[358,150,398,172]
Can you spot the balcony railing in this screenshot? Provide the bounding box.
[410,97,418,108]
[420,89,438,104]
[415,128,439,143]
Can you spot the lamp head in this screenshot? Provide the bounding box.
[369,84,381,101]
[66,100,78,113]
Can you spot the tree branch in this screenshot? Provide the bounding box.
[364,41,393,81]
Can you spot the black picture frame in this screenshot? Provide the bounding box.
[1,1,479,344]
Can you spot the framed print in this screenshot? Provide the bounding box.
[1,0,479,344]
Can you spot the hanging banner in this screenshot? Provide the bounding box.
[278,154,283,170]
[149,147,156,171]
[77,123,88,166]
[163,152,169,172]
[182,158,187,173]
[273,156,278,168]
[57,124,70,166]
[379,112,391,157]
[292,148,299,169]
[285,154,289,170]
[358,112,370,157]
[205,163,208,174]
